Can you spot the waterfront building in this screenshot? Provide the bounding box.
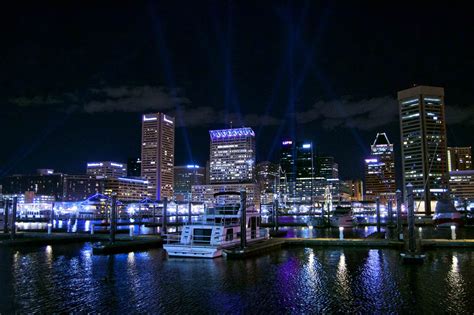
[127,158,142,178]
[398,85,449,214]
[340,179,364,201]
[102,177,148,202]
[191,183,260,208]
[141,113,175,200]
[256,161,279,205]
[449,170,474,201]
[62,174,105,201]
[447,146,472,171]
[86,161,127,178]
[174,165,206,202]
[364,133,396,203]
[209,127,256,184]
[37,169,55,176]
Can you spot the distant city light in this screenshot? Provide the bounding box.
[365,158,378,163]
[186,164,200,169]
[163,115,174,124]
[110,163,123,168]
[302,143,311,149]
[87,163,103,167]
[143,115,158,121]
[282,141,293,146]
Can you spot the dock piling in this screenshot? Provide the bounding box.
[109,193,117,244]
[407,184,415,253]
[240,190,247,249]
[162,197,168,235]
[3,198,10,234]
[376,197,381,233]
[11,197,17,240]
[274,199,279,232]
[339,227,344,240]
[396,190,403,240]
[188,202,192,224]
[450,225,456,240]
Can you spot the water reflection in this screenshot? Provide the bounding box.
[2,246,474,313]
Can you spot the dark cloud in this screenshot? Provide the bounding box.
[84,86,190,113]
[296,96,398,130]
[445,105,474,125]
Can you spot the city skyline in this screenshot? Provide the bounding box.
[1,2,474,183]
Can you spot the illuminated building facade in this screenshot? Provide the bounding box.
[340,179,364,201]
[315,156,340,202]
[141,113,175,200]
[449,170,474,201]
[191,183,260,208]
[174,165,206,202]
[127,158,142,178]
[364,133,396,203]
[279,141,316,203]
[103,177,148,202]
[256,161,279,205]
[209,127,255,184]
[447,147,472,171]
[86,161,127,178]
[398,86,449,214]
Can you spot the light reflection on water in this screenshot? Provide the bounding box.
[2,245,474,313]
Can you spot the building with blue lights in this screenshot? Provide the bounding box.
[174,165,206,202]
[209,127,256,184]
[398,86,449,214]
[141,113,175,200]
[86,161,127,178]
[364,133,396,203]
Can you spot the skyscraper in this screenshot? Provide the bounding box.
[447,146,472,171]
[256,161,279,204]
[398,85,449,215]
[174,164,206,202]
[364,133,396,203]
[279,140,315,203]
[141,113,175,200]
[209,127,256,184]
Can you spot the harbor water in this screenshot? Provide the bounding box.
[1,244,474,313]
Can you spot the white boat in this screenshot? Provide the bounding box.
[163,192,267,258]
[330,206,354,228]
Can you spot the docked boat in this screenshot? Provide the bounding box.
[433,199,464,228]
[163,192,267,258]
[330,206,354,228]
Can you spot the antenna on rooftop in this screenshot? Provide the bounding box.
[230,121,233,129]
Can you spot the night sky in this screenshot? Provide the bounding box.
[1,1,474,186]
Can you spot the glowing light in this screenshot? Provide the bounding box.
[87,163,103,167]
[302,143,311,149]
[186,165,199,169]
[209,127,255,140]
[143,115,157,121]
[282,141,293,146]
[365,158,378,163]
[163,115,174,124]
[117,177,148,184]
[110,163,123,168]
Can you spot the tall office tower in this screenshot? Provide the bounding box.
[340,179,364,201]
[141,113,175,200]
[398,86,449,215]
[317,156,338,180]
[174,165,206,202]
[447,147,472,171]
[364,133,396,203]
[127,158,142,178]
[86,161,127,178]
[209,127,256,184]
[256,161,280,204]
[279,141,315,202]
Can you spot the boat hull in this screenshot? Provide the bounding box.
[164,245,223,258]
